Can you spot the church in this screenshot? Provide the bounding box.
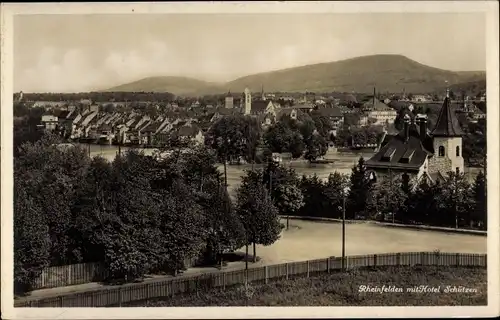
[365,89,464,185]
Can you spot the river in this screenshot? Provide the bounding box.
[77,143,481,194]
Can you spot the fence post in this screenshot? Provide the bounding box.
[420,252,425,265]
[285,263,289,280]
[396,253,401,266]
[306,260,310,278]
[456,253,460,267]
[265,266,268,284]
[374,254,377,267]
[118,287,122,307]
[327,257,330,273]
[223,272,226,290]
[59,296,64,307]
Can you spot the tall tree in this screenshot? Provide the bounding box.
[322,172,350,219]
[298,174,329,218]
[236,170,282,262]
[263,162,304,229]
[205,114,250,187]
[304,134,328,161]
[346,157,374,219]
[438,171,473,228]
[15,134,90,265]
[368,175,407,222]
[14,179,51,294]
[263,121,294,154]
[471,171,487,230]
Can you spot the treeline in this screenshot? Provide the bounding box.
[262,112,331,161]
[14,132,282,294]
[292,158,487,230]
[18,92,177,103]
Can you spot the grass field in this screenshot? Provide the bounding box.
[128,266,486,307]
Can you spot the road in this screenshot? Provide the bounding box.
[251,219,486,265]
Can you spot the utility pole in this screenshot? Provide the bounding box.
[342,187,346,271]
[245,232,249,286]
[390,165,394,224]
[455,173,458,229]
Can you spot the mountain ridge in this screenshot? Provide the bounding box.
[105,54,486,96]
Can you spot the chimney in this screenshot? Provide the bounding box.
[416,114,428,141]
[403,114,411,142]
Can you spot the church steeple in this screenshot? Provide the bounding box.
[431,92,464,137]
[261,84,265,101]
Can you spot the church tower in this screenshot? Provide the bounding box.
[225,91,234,109]
[261,84,266,101]
[244,88,252,115]
[429,88,465,174]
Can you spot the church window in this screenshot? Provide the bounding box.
[456,146,460,157]
[438,146,445,157]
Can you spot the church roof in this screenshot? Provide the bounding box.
[251,100,271,114]
[362,98,393,111]
[365,122,433,171]
[431,97,464,137]
[315,106,343,118]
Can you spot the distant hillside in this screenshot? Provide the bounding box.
[105,76,224,96]
[437,79,486,98]
[106,55,485,95]
[225,55,485,94]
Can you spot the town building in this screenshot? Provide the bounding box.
[361,94,398,125]
[224,92,234,109]
[39,114,59,131]
[365,89,464,185]
[411,95,431,102]
[313,106,344,135]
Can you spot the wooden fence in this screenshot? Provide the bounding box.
[15,252,486,308]
[30,257,199,290]
[31,262,108,290]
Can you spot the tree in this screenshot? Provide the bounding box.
[369,175,408,222]
[346,157,374,219]
[304,134,328,161]
[263,162,304,229]
[14,180,51,295]
[288,132,306,159]
[322,172,350,219]
[263,122,294,154]
[15,134,90,265]
[471,171,486,230]
[236,170,282,262]
[242,116,262,166]
[71,156,115,264]
[97,150,163,280]
[199,180,245,266]
[310,112,333,138]
[205,114,251,187]
[438,171,473,228]
[298,174,329,218]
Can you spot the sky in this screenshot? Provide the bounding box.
[14,13,486,93]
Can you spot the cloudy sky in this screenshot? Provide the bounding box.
[14,13,486,93]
